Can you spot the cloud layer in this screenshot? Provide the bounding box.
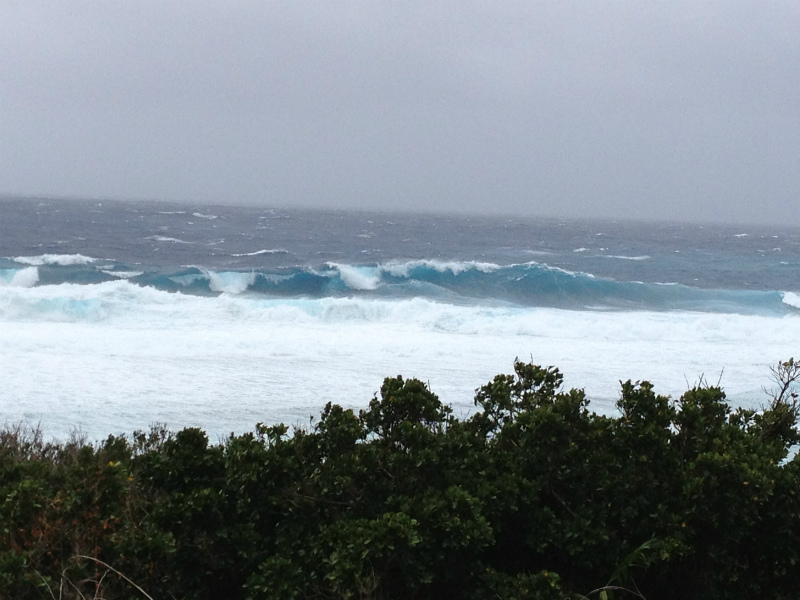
[1,1,798,223]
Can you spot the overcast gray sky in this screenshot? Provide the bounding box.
[1,1,798,223]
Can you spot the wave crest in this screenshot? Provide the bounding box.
[328,264,381,290]
[12,254,99,266]
[0,267,40,288]
[381,259,499,278]
[782,292,800,309]
[2,256,794,315]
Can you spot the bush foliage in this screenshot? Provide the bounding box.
[2,360,800,599]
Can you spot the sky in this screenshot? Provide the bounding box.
[1,1,798,224]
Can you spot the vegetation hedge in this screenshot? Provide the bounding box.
[3,360,800,599]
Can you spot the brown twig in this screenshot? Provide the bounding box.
[74,555,154,600]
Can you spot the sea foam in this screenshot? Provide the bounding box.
[2,279,798,440]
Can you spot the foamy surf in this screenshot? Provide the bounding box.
[4,199,800,442]
[2,279,798,439]
[0,258,794,314]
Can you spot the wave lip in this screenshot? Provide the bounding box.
[207,270,256,294]
[0,267,40,287]
[12,254,99,266]
[2,255,795,316]
[168,268,257,295]
[782,292,800,309]
[327,263,381,290]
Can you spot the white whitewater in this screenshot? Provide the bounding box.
[2,280,798,440]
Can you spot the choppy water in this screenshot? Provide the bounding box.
[2,197,800,439]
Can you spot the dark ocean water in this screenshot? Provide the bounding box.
[2,197,800,314]
[2,197,800,439]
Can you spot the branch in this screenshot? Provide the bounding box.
[73,556,154,600]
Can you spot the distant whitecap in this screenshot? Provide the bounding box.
[146,236,192,244]
[231,249,288,257]
[604,255,651,261]
[12,254,98,266]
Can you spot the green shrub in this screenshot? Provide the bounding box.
[2,360,800,599]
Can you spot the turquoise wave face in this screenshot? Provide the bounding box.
[2,258,796,315]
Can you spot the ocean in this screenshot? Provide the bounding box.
[2,197,800,440]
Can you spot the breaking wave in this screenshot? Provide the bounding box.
[0,267,40,287]
[11,254,99,266]
[782,292,800,309]
[1,257,798,315]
